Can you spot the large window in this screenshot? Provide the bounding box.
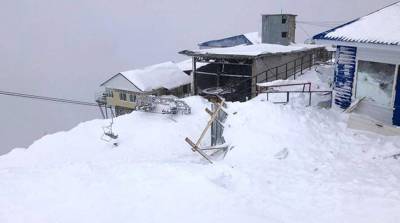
[119,92,127,101]
[356,60,396,107]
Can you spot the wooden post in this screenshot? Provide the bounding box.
[275,67,278,80]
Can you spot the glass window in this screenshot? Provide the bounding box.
[119,92,127,101]
[129,94,136,102]
[282,16,287,24]
[356,60,396,107]
[281,32,288,38]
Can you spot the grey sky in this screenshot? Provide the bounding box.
[0,0,397,155]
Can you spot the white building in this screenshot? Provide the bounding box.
[100,62,191,116]
[313,1,400,127]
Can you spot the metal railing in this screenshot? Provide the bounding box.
[263,90,333,107]
[227,54,316,101]
[257,81,333,107]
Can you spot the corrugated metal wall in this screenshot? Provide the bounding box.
[334,46,357,109]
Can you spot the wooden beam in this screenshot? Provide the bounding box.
[185,137,213,164]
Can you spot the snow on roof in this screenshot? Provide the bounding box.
[243,32,261,44]
[198,32,261,49]
[176,59,208,71]
[105,62,191,92]
[313,2,400,46]
[182,43,323,57]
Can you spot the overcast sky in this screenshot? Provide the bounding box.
[0,0,397,155]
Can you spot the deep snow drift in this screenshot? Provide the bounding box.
[1,71,400,223]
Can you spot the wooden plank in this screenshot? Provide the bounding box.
[194,99,225,149]
[185,137,213,164]
[344,97,365,113]
[205,108,213,116]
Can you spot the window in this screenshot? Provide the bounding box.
[282,16,287,24]
[281,32,288,38]
[183,84,190,94]
[119,92,127,101]
[356,60,396,107]
[105,89,113,97]
[129,94,136,102]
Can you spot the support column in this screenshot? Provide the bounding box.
[192,57,197,95]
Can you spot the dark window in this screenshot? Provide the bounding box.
[119,92,127,101]
[281,32,288,38]
[282,16,287,24]
[129,94,136,102]
[183,84,190,94]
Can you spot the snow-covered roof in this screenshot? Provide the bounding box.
[198,32,261,49]
[102,62,191,92]
[313,2,400,46]
[176,59,208,71]
[181,43,324,58]
[243,32,261,44]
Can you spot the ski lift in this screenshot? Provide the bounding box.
[101,109,119,145]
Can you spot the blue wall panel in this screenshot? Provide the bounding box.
[334,46,357,109]
[393,67,400,126]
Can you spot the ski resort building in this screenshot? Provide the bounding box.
[313,1,400,126]
[99,62,191,116]
[180,14,329,102]
[180,43,327,101]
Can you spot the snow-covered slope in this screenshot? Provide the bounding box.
[1,82,400,222]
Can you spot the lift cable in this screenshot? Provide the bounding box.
[0,90,98,107]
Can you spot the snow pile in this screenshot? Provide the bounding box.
[243,32,261,44]
[317,2,400,45]
[1,68,400,222]
[119,61,191,92]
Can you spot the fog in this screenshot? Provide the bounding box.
[0,0,396,155]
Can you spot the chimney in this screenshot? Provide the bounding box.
[261,14,297,45]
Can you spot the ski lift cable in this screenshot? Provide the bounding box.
[0,90,98,107]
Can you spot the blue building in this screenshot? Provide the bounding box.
[313,1,400,127]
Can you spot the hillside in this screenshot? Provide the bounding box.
[1,71,400,222]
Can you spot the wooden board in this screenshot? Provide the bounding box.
[185,137,213,164]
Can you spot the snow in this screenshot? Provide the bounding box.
[317,2,400,45]
[1,66,400,222]
[175,59,208,71]
[243,32,261,44]
[257,79,310,87]
[187,43,324,57]
[117,62,191,92]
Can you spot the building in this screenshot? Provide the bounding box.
[262,14,297,46]
[99,62,191,116]
[180,14,327,101]
[313,1,400,126]
[180,43,326,101]
[198,32,260,49]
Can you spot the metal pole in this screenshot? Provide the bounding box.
[285,63,288,79]
[286,92,289,103]
[301,56,304,75]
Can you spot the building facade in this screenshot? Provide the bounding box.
[99,62,191,116]
[313,2,400,126]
